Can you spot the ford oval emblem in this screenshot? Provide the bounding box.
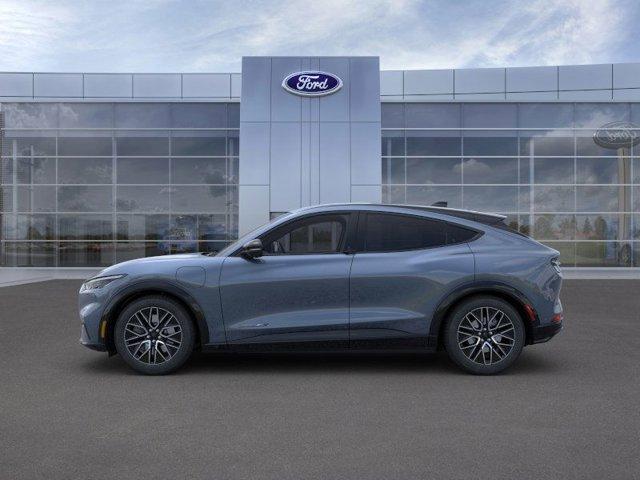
[282,71,343,97]
[593,121,640,149]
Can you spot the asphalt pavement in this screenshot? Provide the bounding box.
[0,279,638,479]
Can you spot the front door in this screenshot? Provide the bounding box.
[220,213,355,346]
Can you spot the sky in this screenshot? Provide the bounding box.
[0,0,638,73]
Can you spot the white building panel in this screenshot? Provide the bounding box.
[351,185,381,203]
[270,57,303,122]
[319,57,350,122]
[351,122,381,185]
[182,74,230,98]
[84,74,132,97]
[0,73,33,97]
[558,89,612,100]
[239,185,270,236]
[240,57,270,122]
[133,74,181,97]
[506,66,557,92]
[455,68,504,94]
[559,64,611,91]
[349,57,381,122]
[270,122,302,211]
[404,69,453,95]
[239,122,270,185]
[231,73,242,98]
[506,91,558,100]
[613,89,640,101]
[380,70,403,96]
[319,122,350,204]
[613,63,640,89]
[34,73,82,97]
[455,93,505,100]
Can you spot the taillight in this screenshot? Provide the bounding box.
[552,298,563,324]
[523,304,537,323]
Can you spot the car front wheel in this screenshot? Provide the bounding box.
[114,296,195,375]
[443,296,525,375]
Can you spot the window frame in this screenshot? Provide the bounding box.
[232,211,357,257]
[355,211,480,254]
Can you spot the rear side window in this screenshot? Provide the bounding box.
[362,213,476,252]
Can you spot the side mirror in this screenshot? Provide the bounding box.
[241,239,263,258]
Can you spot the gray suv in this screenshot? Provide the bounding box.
[79,204,563,375]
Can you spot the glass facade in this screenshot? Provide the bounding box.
[2,99,640,268]
[0,102,239,267]
[382,103,640,267]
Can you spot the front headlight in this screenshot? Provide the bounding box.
[80,274,126,292]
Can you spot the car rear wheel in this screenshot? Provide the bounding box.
[114,296,195,375]
[443,296,525,375]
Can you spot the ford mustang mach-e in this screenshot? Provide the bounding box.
[79,204,563,375]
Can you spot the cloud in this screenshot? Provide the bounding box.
[0,0,637,73]
[375,0,635,69]
[0,1,74,70]
[457,0,628,68]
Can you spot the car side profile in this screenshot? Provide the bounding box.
[79,203,563,375]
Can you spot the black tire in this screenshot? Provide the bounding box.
[114,295,195,375]
[443,296,525,375]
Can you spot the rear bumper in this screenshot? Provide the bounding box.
[531,322,562,344]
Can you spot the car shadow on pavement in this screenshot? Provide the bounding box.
[80,349,559,376]
[188,351,460,374]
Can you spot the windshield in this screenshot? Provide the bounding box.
[216,212,295,257]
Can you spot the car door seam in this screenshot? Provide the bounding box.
[218,256,230,345]
[347,253,356,344]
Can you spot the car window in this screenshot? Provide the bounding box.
[363,213,476,252]
[263,215,348,255]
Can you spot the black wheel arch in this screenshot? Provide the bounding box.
[100,279,209,354]
[430,281,538,349]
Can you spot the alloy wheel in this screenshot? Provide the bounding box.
[124,306,183,365]
[456,306,515,365]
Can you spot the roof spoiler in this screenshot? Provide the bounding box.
[424,203,507,226]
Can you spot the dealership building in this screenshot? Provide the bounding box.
[1,56,640,270]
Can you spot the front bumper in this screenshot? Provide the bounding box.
[78,286,112,352]
[80,324,107,351]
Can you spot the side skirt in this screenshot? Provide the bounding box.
[201,336,437,354]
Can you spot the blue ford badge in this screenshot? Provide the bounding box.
[282,71,343,97]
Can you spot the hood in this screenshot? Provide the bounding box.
[95,253,218,278]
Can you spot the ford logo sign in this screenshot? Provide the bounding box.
[282,71,343,97]
[593,121,640,149]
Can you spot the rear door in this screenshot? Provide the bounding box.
[349,212,476,347]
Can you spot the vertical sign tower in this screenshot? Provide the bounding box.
[238,56,381,234]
